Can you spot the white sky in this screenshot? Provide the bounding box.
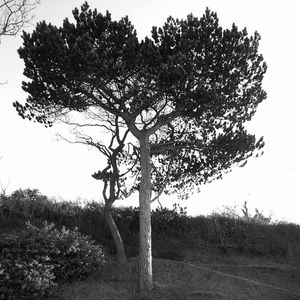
[0,0,299,224]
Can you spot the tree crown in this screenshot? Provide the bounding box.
[14,2,267,197]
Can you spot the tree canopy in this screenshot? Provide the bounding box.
[15,2,266,197]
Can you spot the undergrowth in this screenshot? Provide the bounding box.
[1,188,300,263]
[0,219,106,299]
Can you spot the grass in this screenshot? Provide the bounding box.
[50,257,300,300]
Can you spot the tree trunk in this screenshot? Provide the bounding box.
[104,203,127,265]
[138,136,153,293]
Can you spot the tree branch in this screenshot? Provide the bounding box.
[150,139,205,154]
[0,0,40,38]
[148,110,181,136]
[151,157,174,203]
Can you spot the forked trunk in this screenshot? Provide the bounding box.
[104,203,127,265]
[138,136,153,293]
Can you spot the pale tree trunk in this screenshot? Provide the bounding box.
[138,136,153,293]
[104,203,127,265]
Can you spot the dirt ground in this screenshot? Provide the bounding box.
[53,253,300,300]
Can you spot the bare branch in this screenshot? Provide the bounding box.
[60,118,114,134]
[150,139,206,154]
[148,110,181,136]
[0,0,40,39]
[0,179,9,196]
[56,132,111,157]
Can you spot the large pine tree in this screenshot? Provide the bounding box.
[14,2,267,293]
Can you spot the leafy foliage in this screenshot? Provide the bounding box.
[0,221,106,299]
[2,189,300,261]
[0,247,55,299]
[0,188,49,223]
[23,221,106,280]
[2,188,300,262]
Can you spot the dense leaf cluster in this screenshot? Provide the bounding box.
[1,189,300,263]
[0,221,106,299]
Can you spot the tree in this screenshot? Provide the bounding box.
[57,112,132,265]
[0,0,39,40]
[0,0,40,84]
[14,2,267,294]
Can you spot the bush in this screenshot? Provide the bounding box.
[0,189,50,223]
[0,255,55,300]
[1,188,300,262]
[0,222,106,299]
[152,234,186,261]
[152,203,189,236]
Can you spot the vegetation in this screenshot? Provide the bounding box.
[1,188,300,298]
[0,0,40,39]
[0,195,106,299]
[14,2,267,292]
[1,189,299,262]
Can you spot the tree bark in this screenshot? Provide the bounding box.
[104,203,127,265]
[138,135,153,293]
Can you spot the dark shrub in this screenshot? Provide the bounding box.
[0,222,106,299]
[152,233,186,261]
[1,188,300,262]
[0,246,55,299]
[23,221,106,281]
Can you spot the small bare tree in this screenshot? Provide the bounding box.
[56,107,176,265]
[57,110,136,265]
[0,0,40,39]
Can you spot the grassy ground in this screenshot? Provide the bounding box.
[51,253,300,300]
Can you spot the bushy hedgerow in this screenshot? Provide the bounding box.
[0,222,106,299]
[152,203,189,236]
[1,188,300,261]
[0,189,50,225]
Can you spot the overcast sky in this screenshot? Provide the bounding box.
[0,0,299,224]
